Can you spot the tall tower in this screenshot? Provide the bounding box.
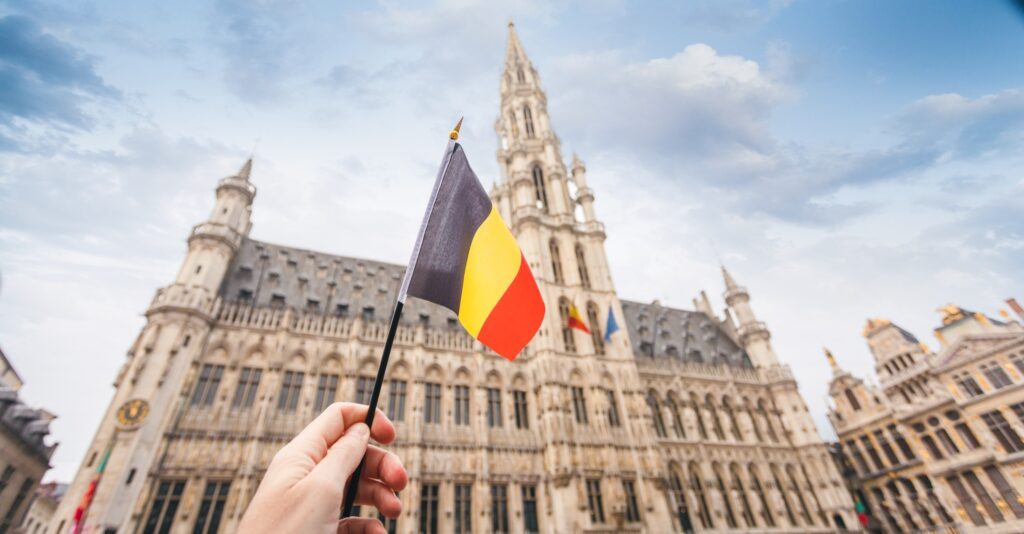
[52,161,255,533]
[491,22,668,532]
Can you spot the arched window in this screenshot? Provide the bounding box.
[549,239,563,283]
[523,106,535,138]
[558,298,576,353]
[517,67,525,83]
[771,465,799,527]
[759,399,779,442]
[713,463,738,528]
[731,463,756,528]
[749,465,775,527]
[844,388,862,411]
[575,244,591,288]
[691,392,708,440]
[667,463,693,532]
[667,394,685,438]
[532,165,548,211]
[706,394,725,440]
[647,392,667,438]
[689,463,713,529]
[787,465,813,526]
[723,397,742,441]
[586,302,604,355]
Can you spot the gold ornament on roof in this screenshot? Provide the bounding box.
[862,318,891,337]
[824,347,838,370]
[938,304,966,325]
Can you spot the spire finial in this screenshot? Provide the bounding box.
[237,157,253,181]
[824,347,838,371]
[721,265,738,290]
[450,117,464,140]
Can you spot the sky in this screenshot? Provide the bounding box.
[1,0,1022,482]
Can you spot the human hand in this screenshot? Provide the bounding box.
[238,402,408,534]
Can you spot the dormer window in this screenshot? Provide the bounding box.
[306,299,320,313]
[270,294,286,309]
[447,318,458,329]
[362,306,375,321]
[419,314,430,327]
[334,303,349,317]
[238,289,253,301]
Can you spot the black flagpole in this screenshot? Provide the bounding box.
[340,299,403,518]
[340,118,463,519]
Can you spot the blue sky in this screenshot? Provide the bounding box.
[1,0,1022,482]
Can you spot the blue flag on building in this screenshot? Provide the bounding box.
[604,307,620,342]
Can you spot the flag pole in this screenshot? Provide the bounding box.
[341,118,463,519]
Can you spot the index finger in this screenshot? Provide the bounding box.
[286,402,396,463]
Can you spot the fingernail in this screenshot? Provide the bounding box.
[350,423,369,438]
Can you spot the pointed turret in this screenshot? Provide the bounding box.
[720,267,778,367]
[825,347,841,375]
[236,157,252,181]
[721,265,739,290]
[505,19,528,65]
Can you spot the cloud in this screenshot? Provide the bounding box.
[210,0,299,103]
[0,15,119,150]
[681,0,794,31]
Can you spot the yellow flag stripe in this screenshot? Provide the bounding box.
[458,207,522,336]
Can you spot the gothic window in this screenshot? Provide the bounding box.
[454,483,472,534]
[491,484,510,533]
[575,244,591,288]
[559,298,576,353]
[517,67,525,83]
[454,385,470,426]
[982,409,1024,452]
[586,302,604,355]
[277,371,304,412]
[888,424,916,460]
[532,166,548,211]
[143,479,186,534]
[844,440,870,475]
[572,386,588,424]
[523,106,535,138]
[192,480,230,534]
[689,463,713,529]
[487,387,503,428]
[668,464,692,531]
[692,393,708,439]
[921,434,944,459]
[723,397,742,441]
[387,380,406,422]
[231,367,262,409]
[522,485,539,533]
[666,394,684,438]
[981,362,1013,389]
[758,399,779,442]
[424,383,442,424]
[873,429,900,465]
[647,392,667,438]
[548,239,563,283]
[786,465,812,526]
[190,364,224,407]
[507,111,519,138]
[355,376,374,406]
[313,374,338,413]
[749,465,775,527]
[771,465,798,527]
[622,479,641,523]
[513,389,529,429]
[706,395,725,440]
[714,465,738,528]
[419,483,440,534]
[606,389,621,427]
[585,479,605,524]
[844,388,861,411]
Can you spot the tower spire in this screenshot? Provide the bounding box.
[721,265,739,290]
[505,19,528,65]
[236,157,253,181]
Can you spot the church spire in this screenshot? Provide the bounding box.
[721,265,739,290]
[236,157,252,181]
[505,19,528,65]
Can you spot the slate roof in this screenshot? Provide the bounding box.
[220,238,753,368]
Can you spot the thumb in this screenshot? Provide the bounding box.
[309,423,370,489]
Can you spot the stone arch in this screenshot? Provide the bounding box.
[748,463,775,527]
[558,297,576,353]
[722,395,742,441]
[425,363,444,383]
[485,369,502,388]
[531,164,547,210]
[758,398,779,442]
[666,461,693,532]
[548,238,564,283]
[705,393,725,440]
[666,392,685,438]
[690,391,708,440]
[730,462,756,528]
[770,463,799,527]
[646,390,667,438]
[712,462,739,528]
[688,461,713,529]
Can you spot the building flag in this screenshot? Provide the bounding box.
[567,303,590,334]
[604,307,620,342]
[72,443,112,534]
[400,132,545,360]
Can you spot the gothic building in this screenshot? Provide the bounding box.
[52,23,856,534]
[827,304,1024,533]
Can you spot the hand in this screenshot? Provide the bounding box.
[238,403,408,534]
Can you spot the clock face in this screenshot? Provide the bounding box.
[116,399,150,428]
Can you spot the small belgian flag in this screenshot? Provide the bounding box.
[400,128,545,360]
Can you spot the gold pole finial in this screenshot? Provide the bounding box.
[824,347,838,370]
[450,117,464,140]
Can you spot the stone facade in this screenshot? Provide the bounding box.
[827,304,1024,533]
[0,348,57,533]
[52,22,856,534]
[19,482,67,534]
